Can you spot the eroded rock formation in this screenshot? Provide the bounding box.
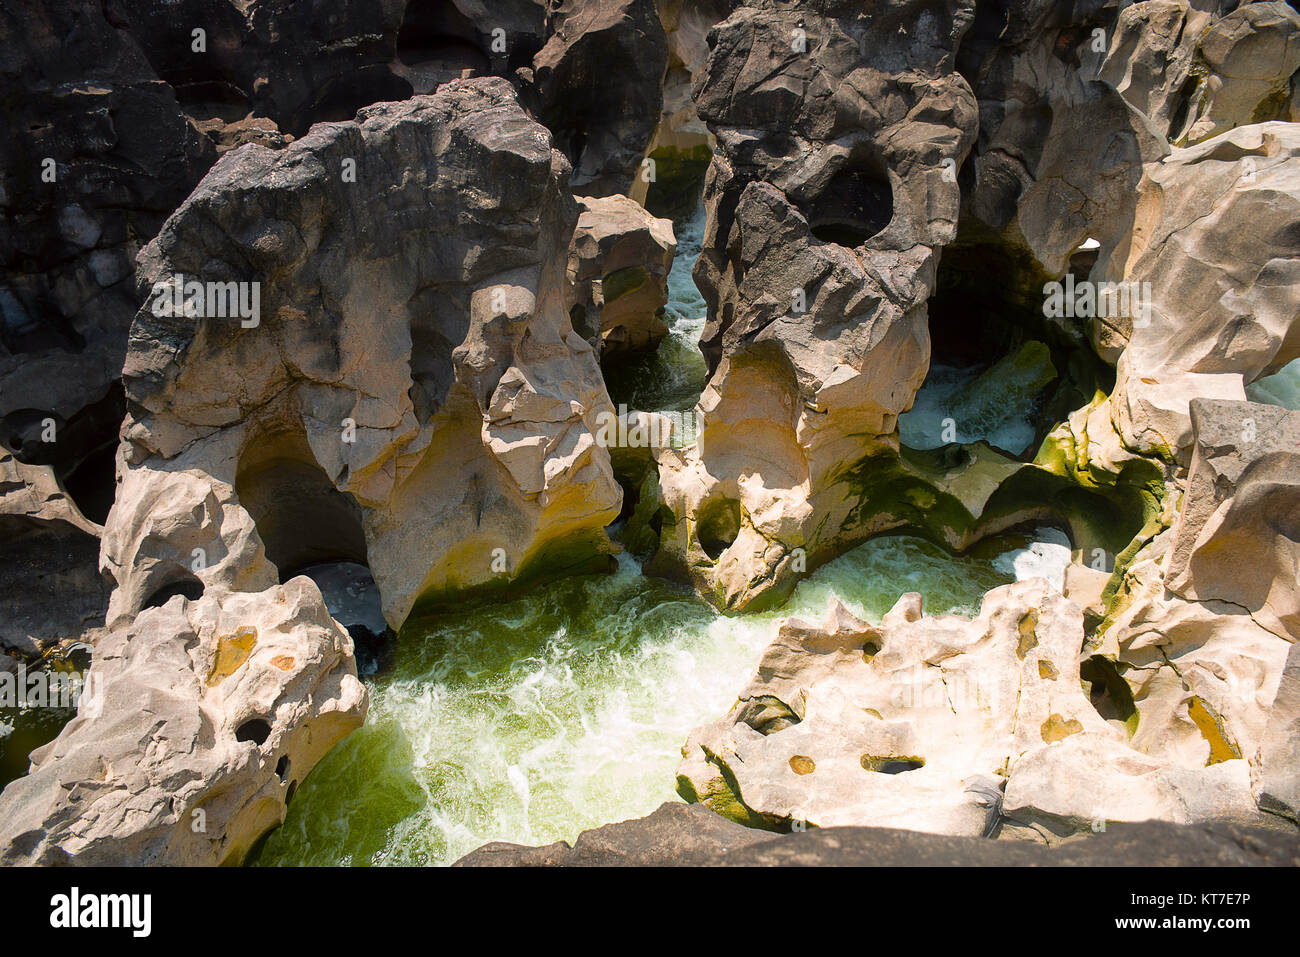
[0,579,365,865]
[678,580,1267,840]
[633,0,982,609]
[567,194,675,359]
[105,78,622,633]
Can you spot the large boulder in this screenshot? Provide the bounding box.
[1095,123,1300,458]
[678,579,1268,841]
[102,78,622,632]
[1097,400,1296,781]
[567,194,675,359]
[527,0,669,197]
[0,579,366,865]
[1100,1,1300,146]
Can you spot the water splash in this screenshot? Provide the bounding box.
[253,534,1023,866]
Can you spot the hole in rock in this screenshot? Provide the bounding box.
[397,0,490,71]
[172,80,252,124]
[4,385,125,525]
[800,163,894,247]
[235,719,272,746]
[737,695,802,735]
[696,497,742,561]
[1080,656,1138,735]
[902,241,1116,459]
[275,755,290,782]
[60,441,118,526]
[142,574,205,610]
[861,755,925,774]
[296,68,414,133]
[235,430,368,579]
[286,779,299,804]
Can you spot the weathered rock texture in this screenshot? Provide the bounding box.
[678,580,1266,841]
[527,0,669,196]
[1096,122,1300,458]
[1096,400,1298,797]
[0,1,214,476]
[0,452,110,658]
[0,579,365,865]
[637,0,981,609]
[567,194,675,359]
[1101,1,1300,146]
[455,799,1300,866]
[1258,640,1300,822]
[104,78,622,633]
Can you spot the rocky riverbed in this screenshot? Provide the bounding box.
[1,0,1298,866]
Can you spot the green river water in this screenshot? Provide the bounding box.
[253,535,1025,866]
[253,205,1066,866]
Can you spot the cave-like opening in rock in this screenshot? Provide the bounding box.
[171,80,253,125]
[142,573,205,610]
[902,241,1115,460]
[396,0,490,72]
[801,163,894,248]
[236,718,272,746]
[293,68,415,134]
[236,430,395,675]
[696,496,741,561]
[235,430,368,578]
[1080,655,1138,735]
[4,384,124,526]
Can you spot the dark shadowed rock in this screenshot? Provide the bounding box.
[454,800,1300,866]
[454,801,770,866]
[528,0,668,196]
[0,0,214,472]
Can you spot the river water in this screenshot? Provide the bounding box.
[253,203,1077,866]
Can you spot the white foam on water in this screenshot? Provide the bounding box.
[255,534,1043,866]
[993,526,1073,593]
[899,363,1039,456]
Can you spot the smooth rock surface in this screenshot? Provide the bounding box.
[567,194,675,359]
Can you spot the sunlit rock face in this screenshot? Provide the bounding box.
[678,579,1268,841]
[1097,401,1299,787]
[1096,122,1300,458]
[0,579,366,866]
[102,78,622,633]
[1100,0,1300,147]
[638,0,980,610]
[567,194,676,360]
